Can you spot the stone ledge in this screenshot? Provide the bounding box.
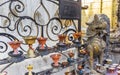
[0,48,77,75]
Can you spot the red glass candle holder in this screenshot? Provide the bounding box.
[8,40,22,54]
[37,37,47,49]
[58,34,66,43]
[50,53,61,67]
[73,32,81,40]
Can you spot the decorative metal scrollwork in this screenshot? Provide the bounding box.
[0,33,18,53]
[0,0,81,74]
[9,0,25,17]
[0,0,77,58]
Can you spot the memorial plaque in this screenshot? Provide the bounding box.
[59,0,81,20]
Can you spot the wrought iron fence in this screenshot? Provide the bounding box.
[0,0,79,55]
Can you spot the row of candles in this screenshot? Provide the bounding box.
[7,32,82,58]
[95,59,120,75]
[0,64,82,75]
[3,32,87,75]
[107,63,120,75]
[8,36,47,58]
[24,51,83,75]
[0,51,75,75]
[8,39,78,67]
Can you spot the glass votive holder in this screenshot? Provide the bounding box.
[108,67,115,73]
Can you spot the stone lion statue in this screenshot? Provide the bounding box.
[85,14,110,72]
